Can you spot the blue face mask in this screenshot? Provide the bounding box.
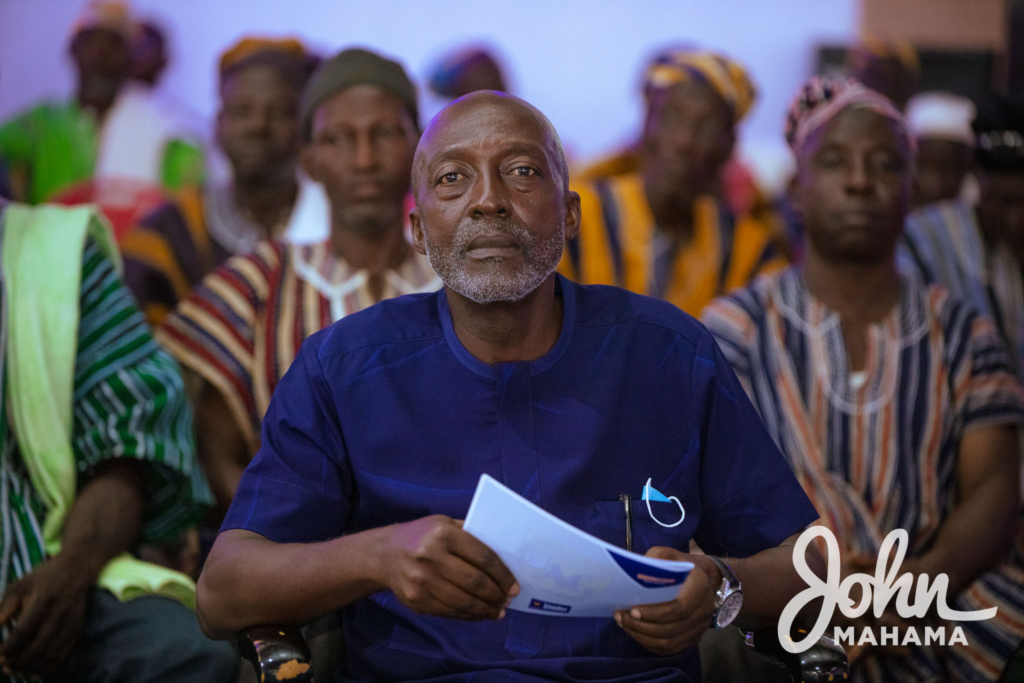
[641,478,685,528]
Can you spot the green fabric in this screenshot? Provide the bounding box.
[0,204,196,607]
[0,102,206,204]
[0,103,97,204]
[161,138,206,191]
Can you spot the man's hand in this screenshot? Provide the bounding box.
[380,515,519,621]
[0,552,92,677]
[615,547,719,656]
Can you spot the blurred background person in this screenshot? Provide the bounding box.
[0,200,234,680]
[130,19,167,87]
[903,95,1024,376]
[428,45,508,100]
[121,37,319,328]
[846,38,920,111]
[577,47,766,223]
[0,1,205,236]
[561,49,787,317]
[705,76,1024,683]
[157,48,440,520]
[906,91,976,207]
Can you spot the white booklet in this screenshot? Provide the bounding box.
[463,474,694,618]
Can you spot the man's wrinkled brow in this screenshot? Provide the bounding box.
[425,141,552,171]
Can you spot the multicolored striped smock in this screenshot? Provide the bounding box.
[703,268,1024,683]
[158,240,440,454]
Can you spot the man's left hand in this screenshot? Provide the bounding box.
[615,547,719,656]
[0,551,92,676]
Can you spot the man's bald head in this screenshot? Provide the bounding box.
[412,91,569,200]
[408,90,580,305]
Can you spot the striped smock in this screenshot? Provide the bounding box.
[703,269,1024,683]
[158,240,441,454]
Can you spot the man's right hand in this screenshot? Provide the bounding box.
[379,515,519,620]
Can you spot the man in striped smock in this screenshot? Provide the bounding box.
[159,48,440,518]
[703,78,1024,682]
[0,202,233,681]
[902,95,1024,378]
[559,49,787,317]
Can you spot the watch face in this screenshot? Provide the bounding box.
[715,591,743,628]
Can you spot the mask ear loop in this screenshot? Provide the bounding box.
[644,477,686,528]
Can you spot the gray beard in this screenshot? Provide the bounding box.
[425,217,565,304]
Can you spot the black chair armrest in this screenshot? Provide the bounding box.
[745,628,850,682]
[238,625,314,682]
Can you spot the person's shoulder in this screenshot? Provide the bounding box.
[906,198,971,236]
[197,239,287,303]
[133,186,203,233]
[230,239,288,272]
[923,279,984,336]
[702,272,775,345]
[306,291,444,362]
[5,101,71,121]
[571,171,642,205]
[571,278,707,345]
[708,272,776,319]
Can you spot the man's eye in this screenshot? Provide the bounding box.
[511,166,537,177]
[818,154,845,169]
[439,172,462,185]
[875,153,904,173]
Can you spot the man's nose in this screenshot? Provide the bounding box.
[245,109,272,136]
[470,168,510,217]
[352,133,378,171]
[844,157,873,195]
[666,125,696,158]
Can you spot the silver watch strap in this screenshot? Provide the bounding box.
[707,555,738,591]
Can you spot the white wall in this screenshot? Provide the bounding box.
[0,0,856,180]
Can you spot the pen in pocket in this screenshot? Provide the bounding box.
[619,493,633,552]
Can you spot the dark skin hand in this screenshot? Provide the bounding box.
[616,532,821,656]
[0,459,146,677]
[199,518,518,639]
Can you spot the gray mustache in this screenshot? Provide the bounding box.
[455,218,534,250]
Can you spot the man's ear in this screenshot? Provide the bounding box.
[409,207,427,256]
[299,145,318,182]
[564,190,581,241]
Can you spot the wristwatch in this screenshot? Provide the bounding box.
[707,556,743,629]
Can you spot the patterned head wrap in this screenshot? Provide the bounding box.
[784,76,913,157]
[973,94,1024,171]
[218,37,317,88]
[643,49,757,124]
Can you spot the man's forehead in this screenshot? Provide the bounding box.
[421,97,551,163]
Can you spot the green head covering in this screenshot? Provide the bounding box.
[300,47,418,141]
